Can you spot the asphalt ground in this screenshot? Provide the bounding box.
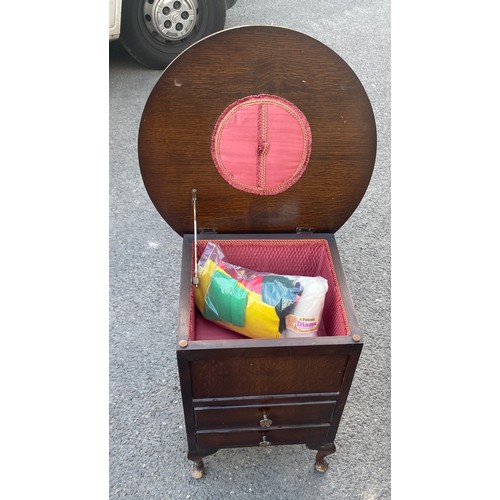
[109,1,391,498]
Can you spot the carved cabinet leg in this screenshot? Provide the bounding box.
[308,444,336,473]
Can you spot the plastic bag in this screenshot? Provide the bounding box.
[193,242,328,339]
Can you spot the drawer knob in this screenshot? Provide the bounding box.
[259,413,273,428]
[259,435,271,447]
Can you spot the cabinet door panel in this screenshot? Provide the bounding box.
[189,353,349,398]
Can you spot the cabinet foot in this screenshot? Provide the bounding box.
[314,453,329,473]
[308,444,336,473]
[190,458,204,479]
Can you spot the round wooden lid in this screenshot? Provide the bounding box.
[138,26,376,235]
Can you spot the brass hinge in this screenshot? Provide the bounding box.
[296,227,315,234]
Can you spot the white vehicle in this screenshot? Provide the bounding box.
[109,0,238,69]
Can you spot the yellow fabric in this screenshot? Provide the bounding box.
[194,259,281,339]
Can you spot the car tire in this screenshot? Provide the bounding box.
[120,0,227,69]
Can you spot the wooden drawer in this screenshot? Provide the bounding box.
[196,425,330,449]
[194,400,336,429]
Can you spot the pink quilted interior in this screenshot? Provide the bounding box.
[188,240,350,341]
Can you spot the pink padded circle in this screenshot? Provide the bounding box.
[211,94,312,195]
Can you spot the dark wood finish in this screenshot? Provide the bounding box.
[192,393,339,406]
[138,26,372,477]
[196,425,330,449]
[138,26,376,235]
[194,400,337,429]
[189,351,350,398]
[176,233,362,475]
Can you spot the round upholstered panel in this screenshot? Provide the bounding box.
[139,26,376,235]
[211,94,312,196]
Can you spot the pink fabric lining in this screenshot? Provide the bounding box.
[194,313,328,341]
[211,95,312,195]
[188,239,350,341]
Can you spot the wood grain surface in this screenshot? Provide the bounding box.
[139,26,377,235]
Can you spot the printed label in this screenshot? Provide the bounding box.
[285,315,320,334]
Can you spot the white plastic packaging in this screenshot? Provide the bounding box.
[283,276,329,337]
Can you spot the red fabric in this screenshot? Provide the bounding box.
[211,94,312,195]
